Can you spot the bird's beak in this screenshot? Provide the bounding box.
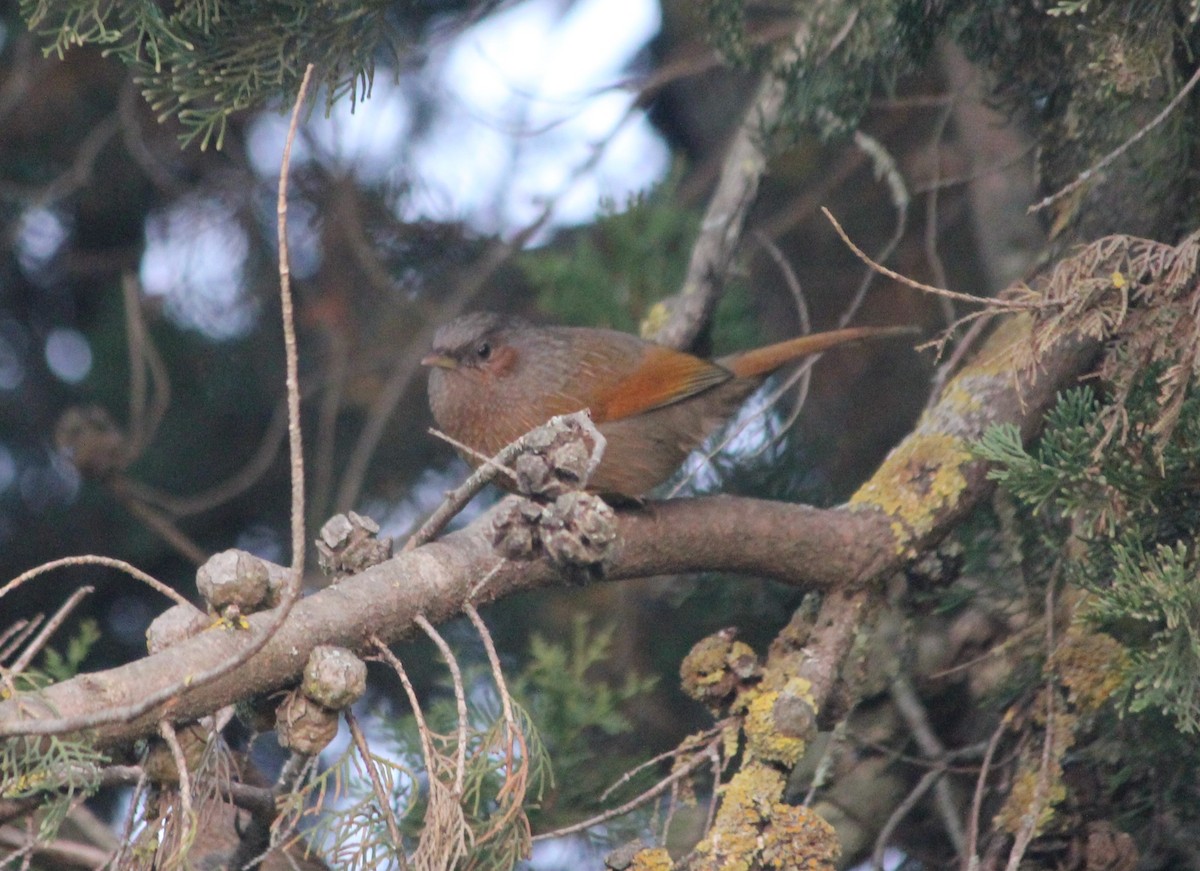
[421,353,458,370]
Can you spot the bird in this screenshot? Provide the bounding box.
[422,311,914,497]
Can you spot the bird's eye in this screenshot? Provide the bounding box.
[476,341,491,361]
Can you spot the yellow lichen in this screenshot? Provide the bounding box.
[1051,626,1129,713]
[849,433,974,554]
[995,757,1067,837]
[954,315,1031,379]
[629,847,673,871]
[760,804,840,871]
[692,763,786,871]
[680,631,758,707]
[693,763,839,871]
[744,683,812,766]
[939,381,983,414]
[639,301,671,339]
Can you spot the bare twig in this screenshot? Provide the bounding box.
[370,636,435,797]
[371,635,468,871]
[890,675,966,854]
[650,17,834,349]
[1029,64,1200,214]
[406,412,605,551]
[0,556,192,609]
[345,708,408,869]
[0,618,43,666]
[822,208,1037,310]
[111,765,149,869]
[838,126,911,328]
[278,70,310,580]
[600,725,724,803]
[124,271,149,459]
[7,586,94,678]
[922,102,957,328]
[963,712,1010,871]
[157,720,195,864]
[414,615,468,797]
[121,271,171,460]
[1002,579,1060,871]
[532,731,721,842]
[926,315,993,410]
[871,765,945,871]
[462,604,529,844]
[463,605,516,742]
[752,231,813,440]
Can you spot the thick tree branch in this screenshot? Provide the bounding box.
[0,317,1098,751]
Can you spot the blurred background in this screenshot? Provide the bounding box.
[0,0,1044,864]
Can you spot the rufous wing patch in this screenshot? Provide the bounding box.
[592,346,731,422]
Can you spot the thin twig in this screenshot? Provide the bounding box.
[600,725,724,802]
[111,766,149,869]
[923,101,956,328]
[1029,64,1200,214]
[822,208,1037,310]
[0,619,42,666]
[370,636,435,788]
[1002,578,1060,871]
[839,126,911,329]
[462,604,529,844]
[406,412,605,551]
[871,766,944,871]
[123,271,149,460]
[0,556,191,609]
[650,16,833,349]
[532,731,721,842]
[926,314,993,410]
[462,605,516,737]
[963,712,1009,871]
[278,69,310,581]
[890,675,966,854]
[345,708,409,870]
[157,720,195,863]
[403,435,518,552]
[414,614,468,796]
[7,586,94,677]
[752,231,813,443]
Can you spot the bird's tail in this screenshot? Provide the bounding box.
[722,325,918,379]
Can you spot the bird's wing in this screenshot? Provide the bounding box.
[590,345,732,422]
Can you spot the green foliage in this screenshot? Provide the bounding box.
[516,615,657,740]
[697,0,940,143]
[1089,540,1200,731]
[521,168,699,332]
[18,0,406,148]
[278,740,413,870]
[975,379,1200,732]
[39,618,101,683]
[0,734,108,843]
[511,615,658,827]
